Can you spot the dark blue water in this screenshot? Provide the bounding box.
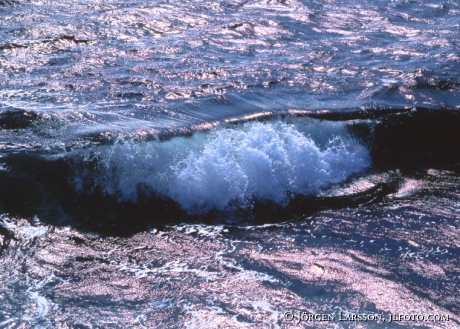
[0,0,459,328]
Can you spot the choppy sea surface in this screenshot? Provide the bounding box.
[1,0,460,328]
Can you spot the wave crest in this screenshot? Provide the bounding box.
[73,120,371,214]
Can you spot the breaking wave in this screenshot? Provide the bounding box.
[72,119,371,214]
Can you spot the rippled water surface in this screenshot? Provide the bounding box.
[1,0,460,137]
[1,173,459,328]
[1,0,460,328]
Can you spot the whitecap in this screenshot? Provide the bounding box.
[72,118,371,214]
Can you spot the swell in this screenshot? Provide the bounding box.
[0,109,459,232]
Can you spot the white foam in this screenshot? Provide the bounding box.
[183,304,216,329]
[73,119,371,214]
[149,298,175,309]
[251,300,280,327]
[172,224,227,237]
[118,259,218,281]
[0,215,48,239]
[28,292,50,317]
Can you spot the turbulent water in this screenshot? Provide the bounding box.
[1,0,460,328]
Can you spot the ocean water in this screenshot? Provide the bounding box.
[0,0,459,328]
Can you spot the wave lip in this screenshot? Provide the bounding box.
[73,119,371,214]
